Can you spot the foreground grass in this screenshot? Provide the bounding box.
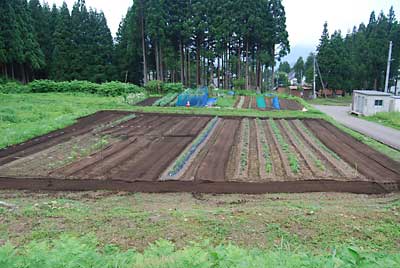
[1,236,399,268]
[306,95,352,106]
[362,112,400,131]
[0,191,399,266]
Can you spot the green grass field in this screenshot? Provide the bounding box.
[362,112,400,130]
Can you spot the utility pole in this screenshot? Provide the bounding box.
[313,53,316,99]
[384,41,393,93]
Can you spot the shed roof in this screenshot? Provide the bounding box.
[353,90,391,96]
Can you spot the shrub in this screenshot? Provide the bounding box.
[98,81,144,97]
[27,80,144,96]
[0,82,30,93]
[145,80,163,94]
[163,83,184,93]
[233,78,246,90]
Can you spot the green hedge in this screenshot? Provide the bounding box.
[0,80,144,96]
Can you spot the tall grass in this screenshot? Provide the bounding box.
[1,236,398,268]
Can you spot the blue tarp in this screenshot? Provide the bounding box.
[272,96,280,110]
[176,87,209,107]
[207,98,218,106]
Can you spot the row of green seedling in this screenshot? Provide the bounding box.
[282,120,325,172]
[256,119,273,174]
[297,121,341,160]
[269,119,300,174]
[239,118,250,176]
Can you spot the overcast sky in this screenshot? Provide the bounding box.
[45,0,399,61]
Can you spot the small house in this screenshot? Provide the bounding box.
[352,90,392,116]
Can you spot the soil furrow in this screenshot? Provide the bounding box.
[276,120,312,179]
[291,120,360,179]
[283,120,329,178]
[248,119,260,181]
[265,120,293,179]
[195,119,240,182]
[304,120,399,182]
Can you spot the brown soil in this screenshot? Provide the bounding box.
[248,120,260,181]
[279,99,303,110]
[135,97,161,106]
[0,112,399,194]
[291,120,360,179]
[304,119,400,186]
[242,96,250,109]
[250,96,257,109]
[195,119,240,182]
[265,120,293,179]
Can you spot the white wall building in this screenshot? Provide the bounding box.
[351,90,400,116]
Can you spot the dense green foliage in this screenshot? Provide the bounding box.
[315,8,400,92]
[0,80,144,96]
[0,0,114,83]
[0,236,398,268]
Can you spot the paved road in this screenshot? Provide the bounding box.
[313,105,400,150]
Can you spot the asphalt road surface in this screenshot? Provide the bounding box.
[314,105,400,150]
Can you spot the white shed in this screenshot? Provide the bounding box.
[352,90,392,116]
[389,96,400,112]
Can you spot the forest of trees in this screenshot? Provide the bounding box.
[288,7,400,92]
[0,0,115,83]
[0,0,290,90]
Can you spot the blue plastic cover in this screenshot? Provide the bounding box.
[272,96,281,110]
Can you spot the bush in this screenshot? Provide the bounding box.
[27,80,144,96]
[163,83,184,93]
[233,78,246,90]
[145,80,163,94]
[98,82,144,97]
[0,82,30,94]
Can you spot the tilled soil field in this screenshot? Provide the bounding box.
[233,96,303,111]
[0,112,399,194]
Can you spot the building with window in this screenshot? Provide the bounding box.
[351,90,400,116]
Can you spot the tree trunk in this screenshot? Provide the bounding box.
[160,45,164,81]
[196,37,201,86]
[180,41,185,85]
[238,40,241,79]
[271,46,276,90]
[217,58,220,88]
[11,63,15,80]
[140,1,148,85]
[155,41,160,80]
[186,47,190,86]
[245,40,249,90]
